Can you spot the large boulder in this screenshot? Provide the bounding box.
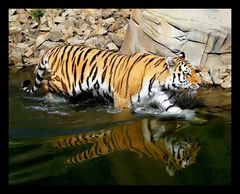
[120,9,231,88]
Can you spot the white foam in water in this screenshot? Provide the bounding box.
[133,107,196,120]
[48,111,69,116]
[25,105,49,111]
[43,93,67,103]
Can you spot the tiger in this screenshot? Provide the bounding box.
[52,118,200,176]
[22,45,203,114]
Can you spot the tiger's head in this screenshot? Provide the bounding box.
[164,135,200,176]
[165,51,203,93]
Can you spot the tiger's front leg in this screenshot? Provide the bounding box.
[151,92,182,113]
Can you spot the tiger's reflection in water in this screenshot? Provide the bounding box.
[52,118,200,176]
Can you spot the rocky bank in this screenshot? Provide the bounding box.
[9,9,231,89]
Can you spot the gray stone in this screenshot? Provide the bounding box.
[54,16,65,24]
[67,37,86,45]
[221,74,231,89]
[106,42,119,51]
[31,22,39,29]
[38,41,61,50]
[24,58,39,66]
[97,28,107,35]
[102,10,113,19]
[24,48,34,57]
[212,72,223,85]
[9,15,18,22]
[16,43,29,49]
[120,9,231,88]
[201,71,213,85]
[9,26,22,34]
[9,48,22,65]
[9,9,16,16]
[40,15,47,25]
[85,37,98,47]
[102,18,116,28]
[49,31,63,42]
[40,26,51,32]
[36,34,49,47]
[15,62,24,69]
[109,33,123,47]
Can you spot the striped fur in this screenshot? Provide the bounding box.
[53,118,200,176]
[22,45,202,113]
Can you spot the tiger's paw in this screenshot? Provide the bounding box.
[177,109,196,120]
[167,107,182,114]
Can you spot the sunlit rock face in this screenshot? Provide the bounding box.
[120,9,231,88]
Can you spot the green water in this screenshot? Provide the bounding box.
[9,69,231,185]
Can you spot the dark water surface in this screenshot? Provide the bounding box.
[9,70,231,185]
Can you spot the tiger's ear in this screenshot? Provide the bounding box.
[176,51,185,59]
[166,56,175,70]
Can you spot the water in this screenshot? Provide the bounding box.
[9,69,231,185]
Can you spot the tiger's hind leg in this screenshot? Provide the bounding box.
[41,78,68,96]
[64,142,109,164]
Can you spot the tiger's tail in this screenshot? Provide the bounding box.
[22,57,47,94]
[52,130,106,149]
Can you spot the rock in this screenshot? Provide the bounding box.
[24,58,39,66]
[31,22,39,29]
[9,9,16,16]
[95,35,112,48]
[24,48,34,57]
[67,37,86,45]
[102,10,113,19]
[38,41,61,50]
[106,42,119,51]
[36,34,49,47]
[120,9,231,88]
[218,72,229,80]
[109,33,123,47]
[49,31,63,42]
[97,28,107,35]
[9,48,23,65]
[9,42,16,50]
[80,9,102,18]
[27,38,36,47]
[221,53,231,66]
[85,37,98,47]
[83,29,91,40]
[40,26,51,32]
[201,71,213,85]
[7,9,136,74]
[212,74,223,85]
[227,64,231,70]
[9,26,22,34]
[40,15,47,25]
[16,43,29,49]
[221,74,231,88]
[54,16,65,24]
[116,25,127,40]
[62,27,74,36]
[102,18,115,28]
[15,62,24,69]
[62,9,76,17]
[88,16,96,25]
[74,27,84,36]
[9,15,18,22]
[64,19,75,29]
